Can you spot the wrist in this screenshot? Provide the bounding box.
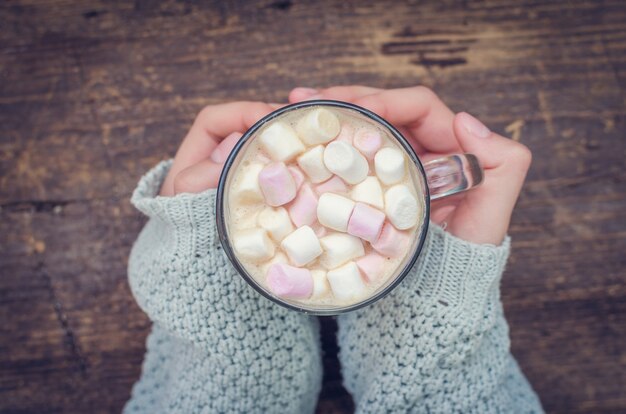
[395,222,510,314]
[131,160,221,258]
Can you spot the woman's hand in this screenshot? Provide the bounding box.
[289,86,532,245]
[159,101,278,196]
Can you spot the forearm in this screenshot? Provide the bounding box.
[338,224,543,413]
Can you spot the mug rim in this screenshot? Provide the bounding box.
[215,100,431,315]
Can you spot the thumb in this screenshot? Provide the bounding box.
[453,112,532,172]
[174,132,243,194]
[442,112,531,244]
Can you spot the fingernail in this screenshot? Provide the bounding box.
[210,146,225,163]
[459,112,490,138]
[293,87,318,97]
[304,94,322,101]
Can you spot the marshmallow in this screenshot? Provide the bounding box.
[288,184,318,227]
[312,224,327,238]
[350,176,384,209]
[258,162,297,206]
[232,163,264,204]
[319,233,364,269]
[315,175,347,195]
[323,141,369,184]
[296,108,341,145]
[256,153,271,164]
[262,252,288,273]
[355,253,386,283]
[233,228,275,262]
[326,262,367,301]
[335,122,354,142]
[297,145,333,183]
[347,203,385,243]
[384,184,420,230]
[353,129,382,159]
[375,147,406,185]
[257,207,294,242]
[288,166,305,189]
[234,209,260,230]
[317,193,355,232]
[311,269,330,298]
[266,263,313,299]
[259,121,305,162]
[371,222,410,257]
[281,225,323,266]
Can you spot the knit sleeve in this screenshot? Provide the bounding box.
[125,160,323,413]
[337,224,544,413]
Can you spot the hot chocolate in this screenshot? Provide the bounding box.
[223,105,426,307]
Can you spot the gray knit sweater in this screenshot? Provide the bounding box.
[124,160,543,414]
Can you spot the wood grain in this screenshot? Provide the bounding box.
[1,1,624,413]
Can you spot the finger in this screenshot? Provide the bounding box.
[174,131,244,195]
[354,86,460,154]
[397,125,427,156]
[161,101,273,196]
[289,87,319,102]
[178,101,274,166]
[173,159,224,194]
[453,112,532,171]
[209,132,243,163]
[448,112,532,243]
[289,85,382,103]
[269,102,288,110]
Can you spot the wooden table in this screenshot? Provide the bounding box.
[1,1,625,412]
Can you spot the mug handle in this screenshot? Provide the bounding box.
[423,154,484,201]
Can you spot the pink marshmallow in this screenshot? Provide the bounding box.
[335,122,354,143]
[288,166,305,190]
[371,222,410,258]
[356,253,387,283]
[347,203,385,242]
[314,175,347,195]
[353,129,382,159]
[288,184,318,227]
[258,162,297,206]
[266,263,313,299]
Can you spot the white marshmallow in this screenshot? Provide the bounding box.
[231,163,264,204]
[280,225,323,266]
[257,207,294,242]
[323,141,369,184]
[296,108,341,145]
[259,122,306,162]
[317,193,355,232]
[385,184,421,230]
[319,233,365,269]
[297,145,332,183]
[233,228,275,263]
[335,122,354,143]
[350,176,384,209]
[326,262,367,301]
[233,209,259,230]
[311,269,330,298]
[262,252,288,273]
[374,147,406,185]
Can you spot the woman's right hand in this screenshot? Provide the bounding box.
[289,86,532,245]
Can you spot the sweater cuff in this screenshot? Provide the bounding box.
[130,159,220,258]
[408,223,511,315]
